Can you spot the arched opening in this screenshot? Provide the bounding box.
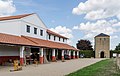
[100,51,104,58]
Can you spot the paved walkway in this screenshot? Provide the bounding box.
[0,58,105,76]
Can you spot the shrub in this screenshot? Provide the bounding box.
[80,50,94,58]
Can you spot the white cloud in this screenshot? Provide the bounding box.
[111,35,118,39]
[50,26,73,44]
[72,0,120,20]
[83,33,94,39]
[73,26,79,29]
[50,26,73,38]
[109,19,118,24]
[73,19,120,40]
[0,0,16,16]
[112,22,120,27]
[73,19,120,49]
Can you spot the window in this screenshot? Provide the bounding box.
[104,38,106,41]
[40,30,43,36]
[26,25,30,33]
[49,34,51,40]
[59,37,61,41]
[63,38,64,42]
[54,36,56,41]
[34,27,37,34]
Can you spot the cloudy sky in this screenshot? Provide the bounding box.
[0,0,120,50]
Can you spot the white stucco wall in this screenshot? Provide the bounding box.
[0,19,21,36]
[22,14,47,29]
[0,45,20,56]
[0,13,68,43]
[20,21,47,39]
[20,14,47,39]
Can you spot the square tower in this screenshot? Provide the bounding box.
[94,33,110,58]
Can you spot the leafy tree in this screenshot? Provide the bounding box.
[115,43,120,50]
[76,39,93,50]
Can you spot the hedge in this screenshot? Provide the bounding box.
[80,50,94,58]
[110,50,120,58]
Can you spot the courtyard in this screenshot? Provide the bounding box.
[0,58,104,76]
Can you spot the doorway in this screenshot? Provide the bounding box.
[100,51,104,58]
[30,48,39,63]
[71,51,73,59]
[58,50,62,60]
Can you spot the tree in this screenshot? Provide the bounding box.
[115,43,120,50]
[76,39,93,50]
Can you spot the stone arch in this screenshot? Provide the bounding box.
[100,51,104,58]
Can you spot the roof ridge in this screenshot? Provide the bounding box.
[0,13,35,21]
[47,29,68,39]
[95,33,110,37]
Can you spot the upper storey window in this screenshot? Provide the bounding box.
[48,34,51,40]
[59,37,61,41]
[40,30,43,36]
[63,38,65,42]
[54,36,56,41]
[26,25,30,33]
[34,27,37,34]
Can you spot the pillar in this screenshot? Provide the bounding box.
[62,50,64,61]
[56,49,58,60]
[77,51,79,58]
[39,48,44,64]
[68,50,71,59]
[20,46,25,66]
[52,49,56,62]
[73,51,75,59]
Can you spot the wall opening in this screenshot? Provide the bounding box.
[100,51,104,58]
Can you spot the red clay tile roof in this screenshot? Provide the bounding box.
[22,36,77,50]
[0,33,38,46]
[47,29,68,39]
[0,33,77,50]
[0,13,34,21]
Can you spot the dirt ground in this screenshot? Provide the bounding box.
[0,58,105,76]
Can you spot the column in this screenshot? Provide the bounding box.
[52,49,56,62]
[62,50,64,61]
[68,50,71,59]
[73,51,75,59]
[77,51,79,58]
[20,46,25,66]
[39,48,44,64]
[56,49,58,60]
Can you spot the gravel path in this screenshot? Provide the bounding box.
[0,58,105,76]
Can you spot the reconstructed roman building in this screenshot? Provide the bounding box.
[0,13,79,65]
[94,33,110,58]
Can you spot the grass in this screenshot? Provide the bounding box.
[66,59,120,76]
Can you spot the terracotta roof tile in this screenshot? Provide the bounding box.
[22,36,77,50]
[0,33,38,46]
[47,29,68,39]
[0,13,34,21]
[0,33,77,50]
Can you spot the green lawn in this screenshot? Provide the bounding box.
[66,59,120,76]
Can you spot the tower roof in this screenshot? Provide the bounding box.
[95,33,110,37]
